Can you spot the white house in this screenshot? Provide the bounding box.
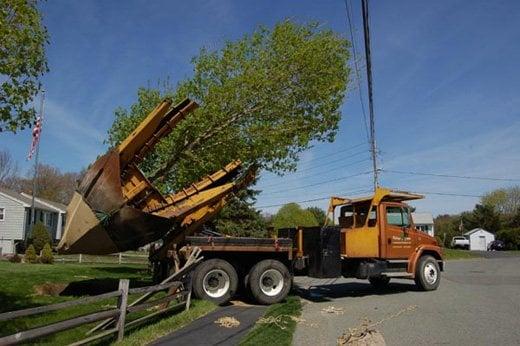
[412,212,434,237]
[464,228,495,251]
[0,187,67,255]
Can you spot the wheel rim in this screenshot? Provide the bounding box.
[203,269,230,298]
[424,263,438,285]
[259,269,284,296]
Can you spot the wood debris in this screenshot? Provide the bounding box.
[214,316,240,328]
[321,306,345,315]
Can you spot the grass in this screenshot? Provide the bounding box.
[240,296,302,346]
[443,248,481,260]
[0,261,215,345]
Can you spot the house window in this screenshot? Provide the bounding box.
[0,208,4,221]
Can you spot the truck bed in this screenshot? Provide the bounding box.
[186,236,294,257]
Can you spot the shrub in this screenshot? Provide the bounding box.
[40,243,54,264]
[31,221,51,254]
[24,245,38,263]
[496,228,520,250]
[9,254,22,263]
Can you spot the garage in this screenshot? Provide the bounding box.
[464,228,495,251]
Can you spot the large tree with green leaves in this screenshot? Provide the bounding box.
[273,203,318,230]
[0,0,49,133]
[107,20,350,193]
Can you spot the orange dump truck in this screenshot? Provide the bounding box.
[58,98,443,305]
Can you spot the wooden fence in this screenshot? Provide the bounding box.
[0,250,202,346]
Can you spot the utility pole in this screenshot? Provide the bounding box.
[29,90,45,240]
[361,0,379,190]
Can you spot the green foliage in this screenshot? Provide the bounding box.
[40,243,53,264]
[306,206,329,226]
[273,203,318,230]
[496,228,520,250]
[213,188,267,237]
[0,0,49,133]
[107,20,350,192]
[463,204,501,233]
[434,214,462,247]
[24,244,37,263]
[481,186,520,215]
[31,221,51,254]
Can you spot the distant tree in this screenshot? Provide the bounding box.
[481,186,520,216]
[463,204,501,233]
[434,214,462,247]
[9,163,83,204]
[306,206,328,226]
[212,188,267,237]
[40,243,53,264]
[0,0,49,133]
[496,228,520,250]
[273,203,318,230]
[30,221,51,254]
[24,244,37,263]
[106,20,350,193]
[0,150,18,186]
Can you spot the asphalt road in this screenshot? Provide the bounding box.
[293,256,520,346]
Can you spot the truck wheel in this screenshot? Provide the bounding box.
[369,276,390,289]
[248,260,291,305]
[193,259,238,305]
[415,255,441,291]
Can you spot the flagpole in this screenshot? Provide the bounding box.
[29,90,45,240]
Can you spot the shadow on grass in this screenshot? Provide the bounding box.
[91,266,148,275]
[60,278,150,296]
[294,281,419,302]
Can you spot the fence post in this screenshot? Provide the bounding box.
[79,254,82,263]
[116,279,129,341]
[185,273,193,311]
[118,253,122,264]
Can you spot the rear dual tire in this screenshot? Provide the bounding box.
[247,259,291,305]
[192,259,238,305]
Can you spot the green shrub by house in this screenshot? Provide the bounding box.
[24,245,38,263]
[31,221,51,254]
[40,243,54,264]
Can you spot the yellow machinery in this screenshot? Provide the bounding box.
[57,98,255,255]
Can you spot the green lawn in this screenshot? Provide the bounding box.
[443,248,481,260]
[240,296,302,346]
[0,261,214,345]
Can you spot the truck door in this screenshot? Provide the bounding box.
[384,204,413,258]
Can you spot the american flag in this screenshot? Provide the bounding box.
[27,116,43,160]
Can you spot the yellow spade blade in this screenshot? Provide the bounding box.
[58,192,119,255]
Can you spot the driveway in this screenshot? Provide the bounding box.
[293,256,520,345]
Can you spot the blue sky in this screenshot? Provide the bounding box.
[1,0,519,216]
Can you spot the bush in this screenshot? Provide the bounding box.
[31,221,51,254]
[9,254,22,263]
[40,243,54,264]
[496,228,520,250]
[24,245,38,263]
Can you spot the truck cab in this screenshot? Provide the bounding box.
[333,187,444,290]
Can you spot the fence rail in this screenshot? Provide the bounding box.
[0,250,203,345]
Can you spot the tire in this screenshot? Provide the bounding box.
[415,255,441,291]
[369,276,390,289]
[192,259,238,305]
[248,259,291,305]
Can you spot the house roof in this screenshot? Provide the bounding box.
[464,228,493,236]
[0,187,63,213]
[20,192,67,212]
[412,212,434,225]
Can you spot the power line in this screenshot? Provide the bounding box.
[361,0,379,190]
[292,142,368,169]
[344,0,370,143]
[260,171,372,195]
[260,157,371,190]
[256,188,373,209]
[381,169,520,182]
